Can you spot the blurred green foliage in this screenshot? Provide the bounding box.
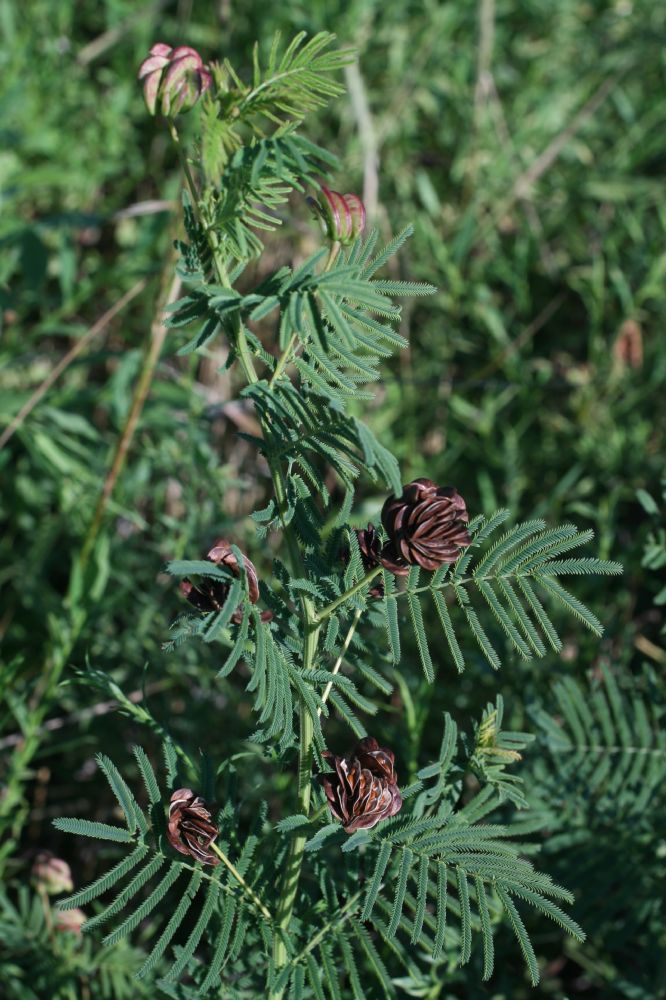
[1,0,664,996]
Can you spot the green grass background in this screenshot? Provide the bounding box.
[1,0,665,996]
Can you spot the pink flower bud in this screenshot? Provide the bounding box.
[54,907,86,935]
[31,852,74,895]
[311,186,366,245]
[138,44,172,116]
[138,43,212,117]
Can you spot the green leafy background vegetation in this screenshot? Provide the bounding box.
[1,0,664,996]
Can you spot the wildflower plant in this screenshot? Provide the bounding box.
[54,32,624,998]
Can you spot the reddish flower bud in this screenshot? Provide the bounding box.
[180,538,272,623]
[612,319,643,372]
[319,737,403,833]
[31,853,74,895]
[381,479,471,575]
[311,186,366,245]
[54,908,86,935]
[167,788,220,866]
[138,43,211,117]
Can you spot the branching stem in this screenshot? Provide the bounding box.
[314,567,382,622]
[168,118,259,385]
[167,125,343,999]
[314,567,561,623]
[286,890,363,968]
[269,240,341,387]
[318,606,362,716]
[210,842,272,920]
[167,118,201,218]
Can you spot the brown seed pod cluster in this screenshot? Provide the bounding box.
[380,478,470,575]
[167,789,220,866]
[319,737,403,833]
[180,538,271,622]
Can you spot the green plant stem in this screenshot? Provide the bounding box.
[269,619,320,997]
[266,460,320,994]
[210,842,272,920]
[188,205,315,996]
[286,889,362,970]
[315,567,553,624]
[0,280,145,452]
[168,118,259,386]
[261,231,340,986]
[314,566,382,622]
[209,259,316,977]
[167,118,200,219]
[166,124,340,998]
[269,240,341,387]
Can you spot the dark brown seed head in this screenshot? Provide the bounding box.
[356,524,382,570]
[319,737,402,833]
[340,524,384,599]
[380,478,470,576]
[167,788,219,866]
[206,539,260,605]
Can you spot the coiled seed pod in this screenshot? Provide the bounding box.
[380,478,471,575]
[167,788,219,866]
[319,737,402,833]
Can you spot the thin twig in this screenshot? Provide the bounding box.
[512,71,626,202]
[472,292,567,381]
[210,842,273,921]
[472,0,556,272]
[76,1,166,65]
[78,270,182,571]
[287,891,363,967]
[314,568,382,623]
[269,242,340,387]
[113,200,176,220]
[0,683,168,751]
[0,253,178,850]
[0,281,146,451]
[473,68,629,255]
[344,62,379,221]
[167,119,202,217]
[474,0,495,115]
[634,634,666,664]
[318,607,362,717]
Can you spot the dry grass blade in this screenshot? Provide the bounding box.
[0,280,146,451]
